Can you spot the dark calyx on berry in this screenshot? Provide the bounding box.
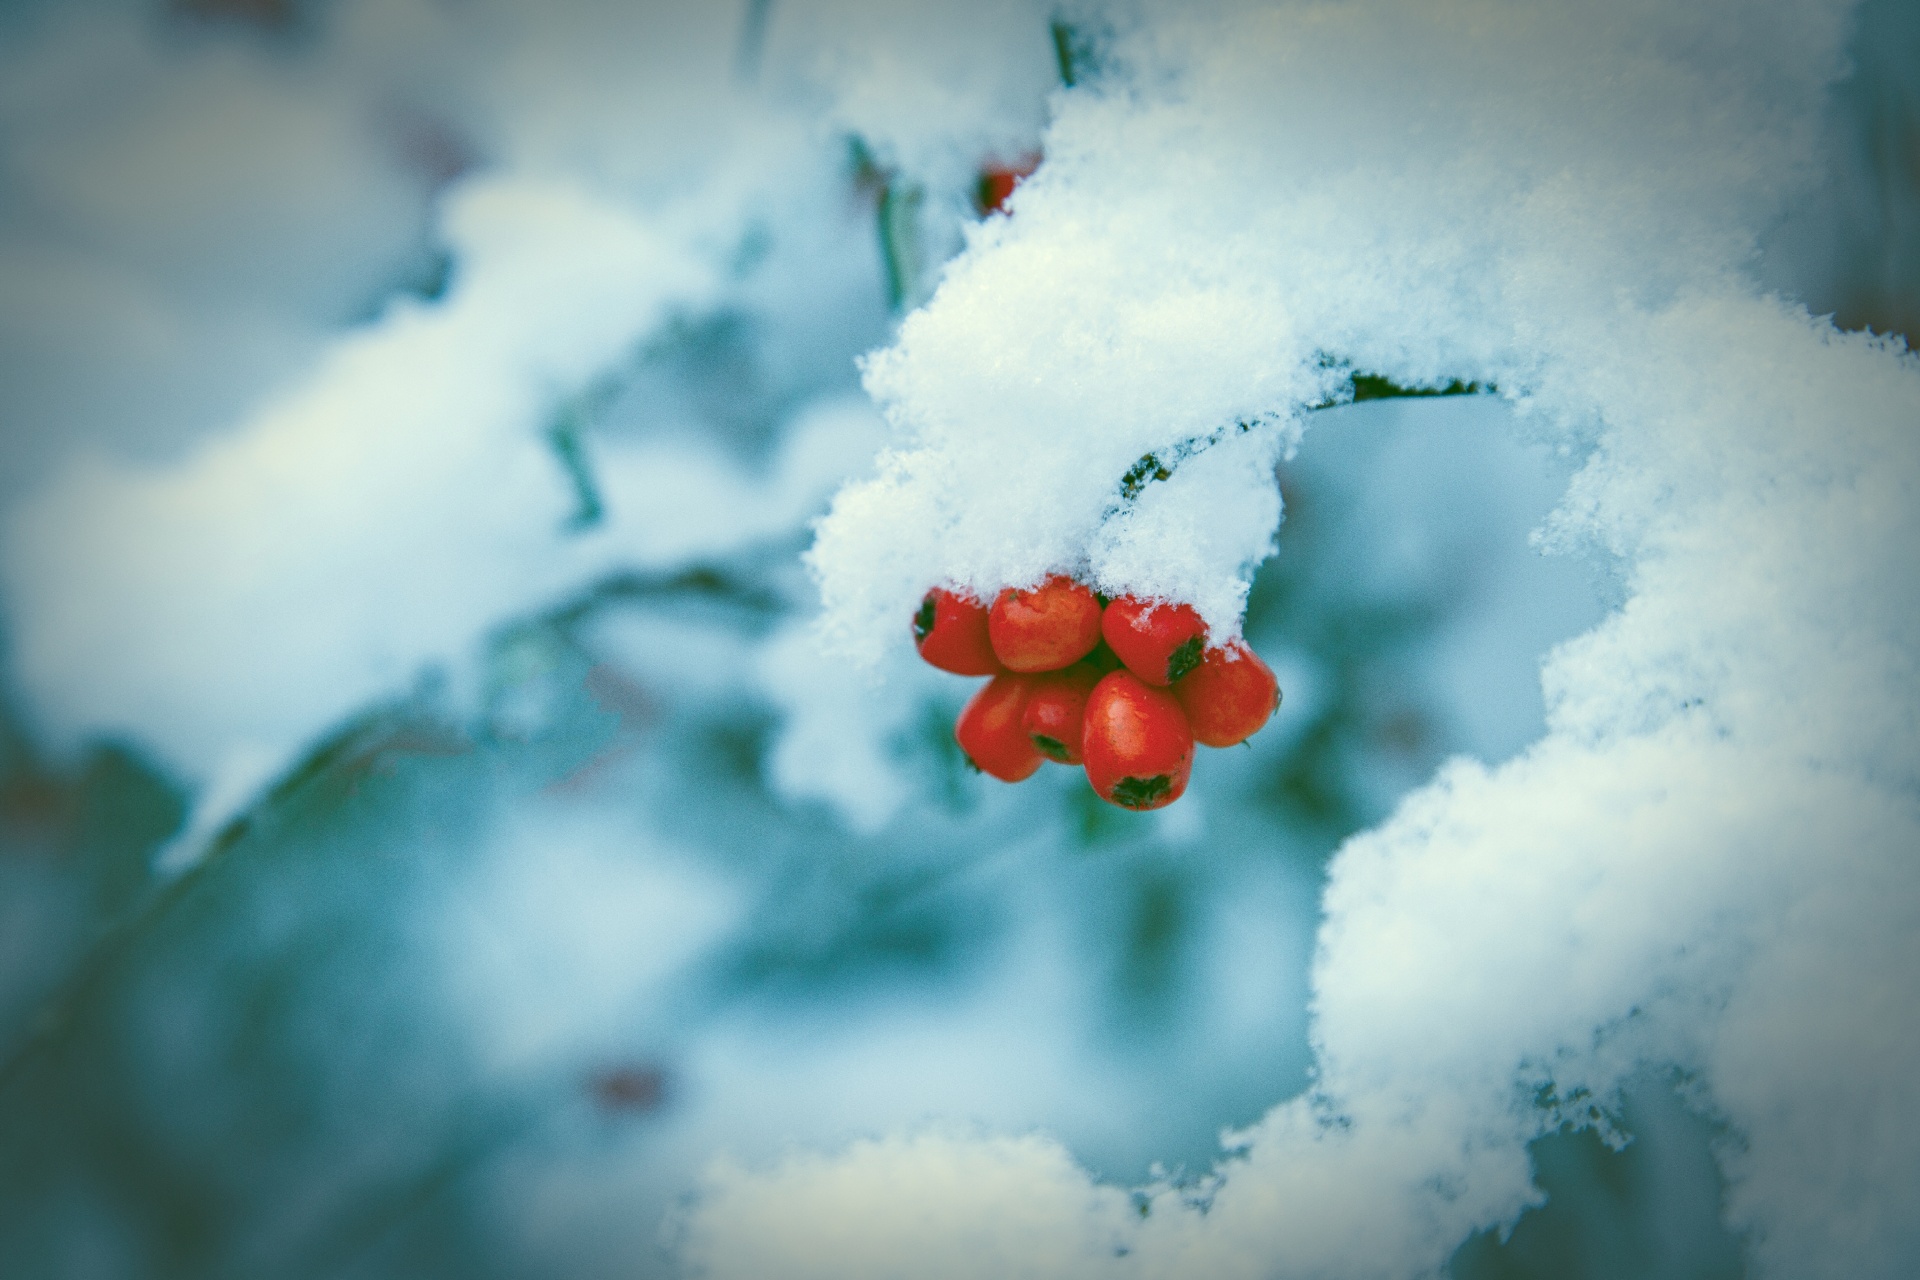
[1111,774,1174,809]
[1031,733,1071,763]
[916,587,1003,676]
[1100,595,1208,687]
[1166,635,1204,683]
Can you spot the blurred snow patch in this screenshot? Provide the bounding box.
[150,739,283,877]
[755,624,942,834]
[1,176,716,791]
[677,1131,1135,1280]
[775,0,1056,192]
[1291,396,1609,766]
[436,803,743,1076]
[594,395,888,567]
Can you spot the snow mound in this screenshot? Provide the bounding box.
[696,0,1920,1277]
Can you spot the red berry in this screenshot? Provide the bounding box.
[913,587,1004,676]
[1020,661,1104,764]
[976,154,1039,214]
[1100,595,1208,686]
[988,577,1103,673]
[1175,640,1281,747]
[1082,670,1194,810]
[955,674,1043,782]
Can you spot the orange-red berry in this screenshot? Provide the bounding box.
[1175,640,1281,748]
[913,587,1004,676]
[955,674,1043,781]
[976,154,1039,214]
[988,577,1103,673]
[1020,661,1104,765]
[1100,595,1208,686]
[1082,670,1194,810]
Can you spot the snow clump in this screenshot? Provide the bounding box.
[700,0,1920,1277]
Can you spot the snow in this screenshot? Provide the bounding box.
[687,1,1920,1278]
[3,174,720,785]
[676,1132,1135,1280]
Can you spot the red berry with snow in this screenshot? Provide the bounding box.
[1100,595,1208,686]
[913,587,1004,676]
[1020,661,1104,764]
[955,673,1043,781]
[1082,670,1194,810]
[988,577,1103,673]
[1175,640,1281,747]
[976,154,1039,214]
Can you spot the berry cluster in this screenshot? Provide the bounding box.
[913,578,1281,810]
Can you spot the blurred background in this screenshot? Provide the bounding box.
[0,1,1912,1277]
